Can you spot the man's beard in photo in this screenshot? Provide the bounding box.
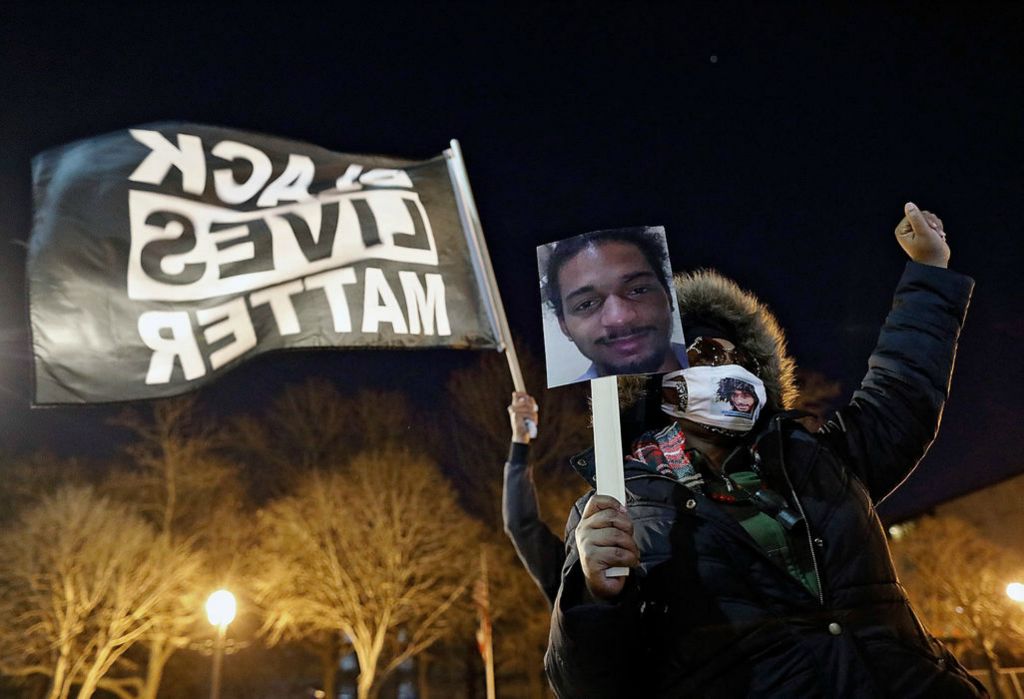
[598,348,668,376]
[594,324,672,376]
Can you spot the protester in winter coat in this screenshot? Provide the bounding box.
[545,203,987,698]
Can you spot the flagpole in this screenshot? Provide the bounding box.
[445,140,522,388]
[446,140,535,435]
[480,548,496,699]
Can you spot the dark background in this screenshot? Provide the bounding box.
[1,3,1020,521]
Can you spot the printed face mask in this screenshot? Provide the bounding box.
[660,364,767,434]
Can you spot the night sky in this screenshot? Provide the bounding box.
[1,3,1020,521]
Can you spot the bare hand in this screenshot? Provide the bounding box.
[508,392,539,444]
[575,494,639,600]
[895,202,950,268]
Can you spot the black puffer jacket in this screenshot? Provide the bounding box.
[545,262,985,698]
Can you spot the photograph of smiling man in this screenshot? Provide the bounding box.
[538,226,685,388]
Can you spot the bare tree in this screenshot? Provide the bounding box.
[937,474,1024,553]
[229,379,416,501]
[445,350,590,526]
[229,379,422,694]
[0,451,89,525]
[105,396,249,699]
[482,542,557,698]
[109,396,244,536]
[891,516,1024,696]
[0,486,202,699]
[253,448,479,699]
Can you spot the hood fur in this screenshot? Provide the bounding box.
[674,269,797,411]
[618,269,798,412]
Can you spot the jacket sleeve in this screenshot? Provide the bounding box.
[501,442,566,606]
[817,261,974,502]
[544,497,650,698]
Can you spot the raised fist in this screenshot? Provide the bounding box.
[895,202,950,268]
[508,392,539,444]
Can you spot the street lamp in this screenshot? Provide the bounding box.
[1008,582,1024,603]
[205,589,236,699]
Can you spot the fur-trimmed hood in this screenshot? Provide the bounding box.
[619,269,798,413]
[675,269,797,411]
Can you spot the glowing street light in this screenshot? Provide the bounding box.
[206,589,237,629]
[205,589,236,699]
[1007,582,1024,603]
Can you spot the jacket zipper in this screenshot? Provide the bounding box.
[774,416,825,606]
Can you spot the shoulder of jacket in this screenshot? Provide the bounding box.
[623,472,686,506]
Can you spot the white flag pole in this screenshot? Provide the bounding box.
[591,375,629,577]
[446,140,535,436]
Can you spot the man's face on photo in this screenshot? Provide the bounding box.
[556,241,676,376]
[729,388,756,413]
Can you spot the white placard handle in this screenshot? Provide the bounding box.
[591,376,629,578]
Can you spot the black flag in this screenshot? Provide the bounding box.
[28,123,500,404]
